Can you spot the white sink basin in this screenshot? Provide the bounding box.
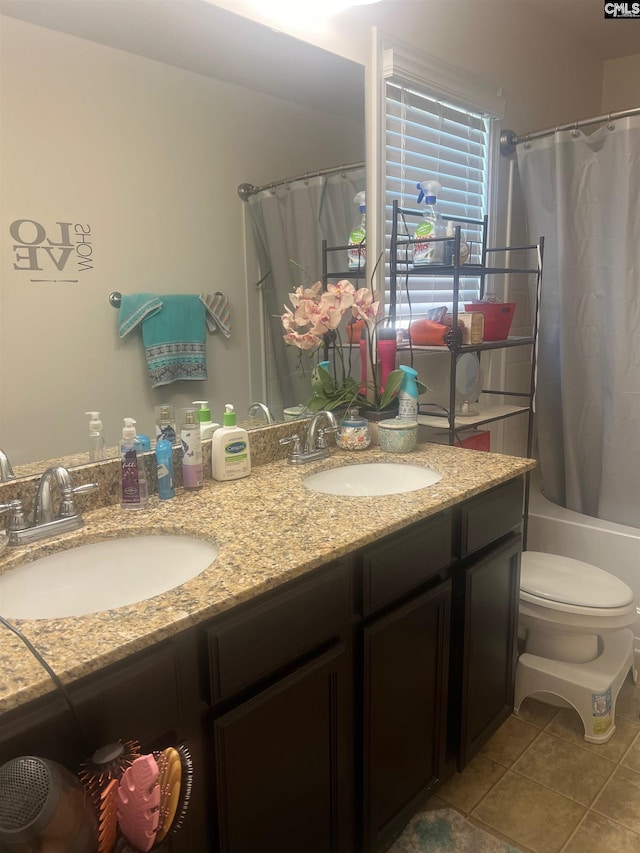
[303,462,442,497]
[0,535,218,619]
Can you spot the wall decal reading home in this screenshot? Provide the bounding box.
[9,219,94,282]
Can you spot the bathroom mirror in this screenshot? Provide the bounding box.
[0,1,365,474]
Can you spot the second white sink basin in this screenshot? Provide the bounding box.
[0,534,218,619]
[303,462,442,497]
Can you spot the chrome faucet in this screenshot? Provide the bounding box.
[1,466,98,546]
[305,410,338,454]
[279,410,338,464]
[0,448,15,482]
[248,402,275,424]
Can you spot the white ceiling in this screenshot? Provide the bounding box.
[0,0,637,116]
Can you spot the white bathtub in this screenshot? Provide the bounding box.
[527,479,640,659]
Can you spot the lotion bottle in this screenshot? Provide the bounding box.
[193,400,219,441]
[181,407,203,489]
[212,404,251,481]
[120,418,149,510]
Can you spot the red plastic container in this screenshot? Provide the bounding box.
[464,302,516,341]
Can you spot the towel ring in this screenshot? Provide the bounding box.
[109,291,122,308]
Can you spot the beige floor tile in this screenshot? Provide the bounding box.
[513,732,616,806]
[438,754,507,813]
[563,810,640,853]
[546,706,640,763]
[469,817,537,853]
[514,697,559,729]
[621,731,640,773]
[480,715,540,767]
[616,673,640,724]
[593,765,640,833]
[473,771,585,853]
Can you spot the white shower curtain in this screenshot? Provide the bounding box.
[517,116,640,528]
[246,167,366,412]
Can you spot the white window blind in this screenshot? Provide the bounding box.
[385,80,495,321]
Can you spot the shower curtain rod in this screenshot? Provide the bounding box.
[500,106,640,156]
[237,161,365,201]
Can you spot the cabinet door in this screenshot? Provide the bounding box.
[213,643,352,853]
[362,581,451,853]
[459,533,521,767]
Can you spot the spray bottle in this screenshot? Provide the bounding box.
[413,180,442,266]
[347,191,366,270]
[398,365,419,420]
[85,411,107,462]
[181,407,203,489]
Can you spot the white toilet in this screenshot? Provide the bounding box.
[515,551,637,744]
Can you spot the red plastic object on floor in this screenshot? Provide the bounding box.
[455,430,490,452]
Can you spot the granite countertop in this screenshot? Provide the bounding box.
[0,443,535,716]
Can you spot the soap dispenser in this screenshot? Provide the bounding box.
[119,418,149,510]
[85,411,107,462]
[211,404,251,481]
[192,400,219,441]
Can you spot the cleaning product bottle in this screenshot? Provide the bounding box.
[155,404,177,445]
[193,401,219,441]
[85,411,107,462]
[413,180,442,266]
[212,404,251,481]
[398,364,419,420]
[155,437,175,500]
[347,191,366,270]
[181,407,203,489]
[119,418,149,510]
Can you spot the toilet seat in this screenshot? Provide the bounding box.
[521,552,635,618]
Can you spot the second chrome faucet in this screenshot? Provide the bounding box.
[280,411,338,464]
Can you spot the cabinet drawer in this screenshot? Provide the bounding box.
[360,511,452,616]
[207,561,349,704]
[460,478,523,557]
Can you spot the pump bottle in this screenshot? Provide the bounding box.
[413,180,442,266]
[192,401,219,441]
[212,404,251,481]
[85,411,107,462]
[347,191,366,270]
[119,418,149,510]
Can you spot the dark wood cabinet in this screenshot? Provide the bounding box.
[361,581,451,853]
[458,533,521,767]
[0,477,525,853]
[213,643,352,853]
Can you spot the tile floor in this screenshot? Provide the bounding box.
[427,673,640,853]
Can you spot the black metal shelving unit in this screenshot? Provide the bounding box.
[389,200,544,458]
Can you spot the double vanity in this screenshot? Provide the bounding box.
[0,429,534,853]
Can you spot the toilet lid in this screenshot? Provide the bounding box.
[521,551,634,609]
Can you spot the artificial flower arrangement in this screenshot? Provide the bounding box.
[281,277,425,413]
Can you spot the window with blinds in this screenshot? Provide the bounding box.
[385,80,495,322]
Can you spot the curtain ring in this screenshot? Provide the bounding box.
[607,113,615,131]
[524,133,531,150]
[571,122,580,138]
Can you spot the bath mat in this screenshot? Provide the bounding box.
[387,808,523,853]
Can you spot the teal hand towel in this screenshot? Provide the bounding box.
[118,293,231,387]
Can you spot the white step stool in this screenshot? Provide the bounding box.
[514,628,634,744]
